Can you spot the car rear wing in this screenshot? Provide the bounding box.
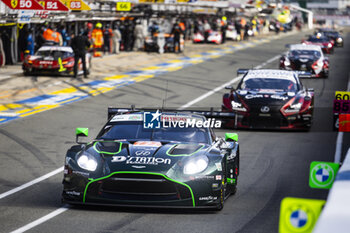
[237,69,249,76]
[107,106,235,120]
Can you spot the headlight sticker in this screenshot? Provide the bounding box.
[215,162,222,171]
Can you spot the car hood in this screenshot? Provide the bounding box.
[83,140,211,173]
[237,90,295,106]
[26,55,58,66]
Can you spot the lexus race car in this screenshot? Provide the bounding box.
[316,28,343,47]
[62,108,239,210]
[222,69,314,130]
[22,46,91,76]
[280,44,329,78]
[301,34,334,54]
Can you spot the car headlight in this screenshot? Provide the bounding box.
[337,38,342,42]
[281,97,304,116]
[290,103,302,110]
[327,43,332,48]
[231,100,247,112]
[284,59,290,66]
[184,156,209,175]
[77,154,98,171]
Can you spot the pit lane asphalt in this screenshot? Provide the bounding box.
[0,30,349,233]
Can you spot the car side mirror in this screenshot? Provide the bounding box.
[307,88,314,92]
[225,133,238,142]
[225,86,235,90]
[76,127,89,144]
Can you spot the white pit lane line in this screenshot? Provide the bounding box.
[9,206,69,233]
[0,166,64,200]
[7,54,281,233]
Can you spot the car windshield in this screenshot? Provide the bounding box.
[240,78,298,92]
[308,36,328,43]
[322,31,339,37]
[36,50,73,59]
[96,121,210,144]
[290,50,321,58]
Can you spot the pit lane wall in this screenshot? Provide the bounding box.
[313,148,350,233]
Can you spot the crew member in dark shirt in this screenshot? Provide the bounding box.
[71,30,91,78]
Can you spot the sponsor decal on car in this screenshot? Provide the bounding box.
[72,171,89,176]
[271,95,289,100]
[199,196,218,201]
[133,141,162,147]
[245,94,264,99]
[112,156,171,165]
[215,162,222,171]
[135,150,151,156]
[65,191,81,196]
[192,175,215,180]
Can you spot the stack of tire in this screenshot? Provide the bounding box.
[0,25,18,67]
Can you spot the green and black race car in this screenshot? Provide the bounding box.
[62,107,240,210]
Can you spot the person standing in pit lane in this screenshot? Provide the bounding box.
[171,20,183,53]
[133,20,145,51]
[58,25,69,46]
[203,20,211,43]
[92,23,104,57]
[221,19,227,44]
[71,30,90,79]
[123,20,134,52]
[103,24,112,54]
[26,28,34,55]
[112,24,122,54]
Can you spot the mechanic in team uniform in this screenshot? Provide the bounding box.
[71,30,91,78]
[171,21,183,53]
[92,23,103,57]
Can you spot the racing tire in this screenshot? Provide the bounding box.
[23,69,31,76]
[216,179,225,211]
[229,154,239,195]
[323,70,329,78]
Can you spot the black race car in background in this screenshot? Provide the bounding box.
[62,108,239,210]
[222,69,314,130]
[280,44,329,78]
[22,45,91,76]
[316,28,344,47]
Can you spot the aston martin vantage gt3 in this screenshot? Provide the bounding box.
[62,108,239,210]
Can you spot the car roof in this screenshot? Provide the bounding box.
[109,112,206,123]
[244,69,297,83]
[38,46,73,53]
[290,44,322,52]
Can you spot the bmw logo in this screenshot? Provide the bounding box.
[260,106,270,113]
[290,209,308,228]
